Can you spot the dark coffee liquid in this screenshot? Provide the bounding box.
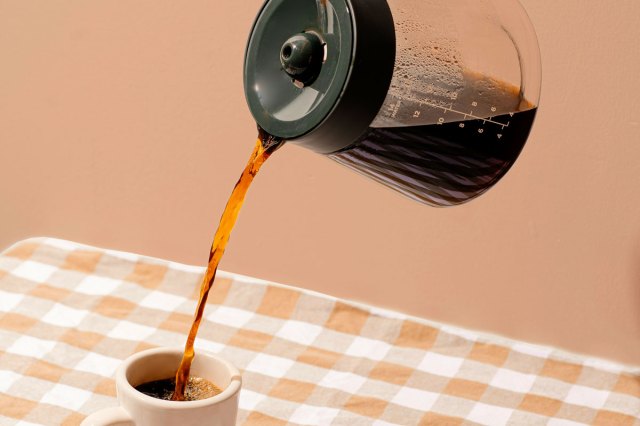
[136,376,222,401]
[330,107,537,207]
[172,132,283,401]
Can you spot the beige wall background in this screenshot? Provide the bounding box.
[1,0,639,365]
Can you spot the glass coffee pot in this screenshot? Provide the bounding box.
[244,0,541,206]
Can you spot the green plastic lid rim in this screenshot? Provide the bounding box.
[243,0,396,154]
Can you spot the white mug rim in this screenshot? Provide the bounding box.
[117,347,242,410]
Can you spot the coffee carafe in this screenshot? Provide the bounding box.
[244,0,541,206]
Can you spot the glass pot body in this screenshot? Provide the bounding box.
[330,0,541,206]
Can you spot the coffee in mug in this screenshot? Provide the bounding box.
[135,376,222,401]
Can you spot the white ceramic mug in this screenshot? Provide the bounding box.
[81,347,242,426]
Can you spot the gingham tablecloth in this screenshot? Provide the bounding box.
[0,238,638,425]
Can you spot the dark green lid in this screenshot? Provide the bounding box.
[244,0,395,154]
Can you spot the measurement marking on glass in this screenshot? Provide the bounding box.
[420,100,511,129]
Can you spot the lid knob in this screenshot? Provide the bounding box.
[280,32,324,86]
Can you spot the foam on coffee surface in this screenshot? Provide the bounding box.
[135,376,222,401]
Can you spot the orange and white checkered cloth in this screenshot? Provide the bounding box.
[0,238,638,425]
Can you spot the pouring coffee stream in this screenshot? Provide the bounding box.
[172,0,541,401]
[172,132,284,401]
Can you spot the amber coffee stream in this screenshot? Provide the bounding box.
[172,133,283,401]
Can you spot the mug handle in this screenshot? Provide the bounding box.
[80,407,134,426]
